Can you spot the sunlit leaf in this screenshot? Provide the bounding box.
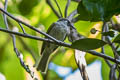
[71,38,107,51]
[47,70,62,80]
[101,60,110,80]
[0,14,5,28]
[52,49,78,69]
[85,53,97,64]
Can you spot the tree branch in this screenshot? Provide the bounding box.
[0,4,120,70]
[104,22,120,60]
[2,0,38,79]
[0,27,120,64]
[101,22,112,67]
[46,0,61,18]
[54,0,63,18]
[18,37,39,61]
[71,15,79,23]
[67,9,77,22]
[68,27,89,80]
[65,0,71,18]
[18,23,26,34]
[0,8,62,43]
[0,28,71,47]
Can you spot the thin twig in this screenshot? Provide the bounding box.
[3,0,8,29]
[65,0,71,18]
[0,27,120,64]
[0,8,62,43]
[104,22,120,80]
[0,28,71,47]
[87,50,120,64]
[71,15,79,23]
[109,64,117,80]
[67,9,77,21]
[68,28,89,80]
[18,23,26,34]
[118,67,120,80]
[0,28,120,64]
[46,0,61,18]
[104,22,120,60]
[101,22,112,67]
[101,47,112,66]
[18,37,39,61]
[54,0,63,18]
[2,0,37,79]
[1,7,120,64]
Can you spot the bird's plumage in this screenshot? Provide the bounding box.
[36,19,70,73]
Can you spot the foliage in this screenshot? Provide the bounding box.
[71,38,107,51]
[0,0,120,80]
[77,0,120,21]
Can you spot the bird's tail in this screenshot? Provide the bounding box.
[36,52,50,74]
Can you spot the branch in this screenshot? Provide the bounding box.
[71,15,79,23]
[0,28,71,47]
[87,50,120,64]
[104,22,120,60]
[0,8,62,43]
[46,0,61,18]
[101,22,112,67]
[18,23,26,34]
[67,9,77,22]
[109,64,117,80]
[2,0,38,79]
[65,0,71,18]
[0,5,120,65]
[54,0,63,18]
[69,27,89,80]
[18,37,39,61]
[0,27,120,64]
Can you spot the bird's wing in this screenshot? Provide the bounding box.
[40,22,57,55]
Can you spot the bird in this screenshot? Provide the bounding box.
[36,18,73,74]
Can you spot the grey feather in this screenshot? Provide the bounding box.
[36,19,71,73]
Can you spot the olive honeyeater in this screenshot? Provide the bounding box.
[36,18,74,73]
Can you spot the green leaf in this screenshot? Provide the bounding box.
[52,49,78,69]
[85,53,97,64]
[113,34,120,43]
[47,70,62,80]
[0,42,25,80]
[0,14,6,28]
[102,31,115,37]
[77,2,92,21]
[71,38,107,51]
[101,60,110,80]
[77,0,120,21]
[18,0,40,15]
